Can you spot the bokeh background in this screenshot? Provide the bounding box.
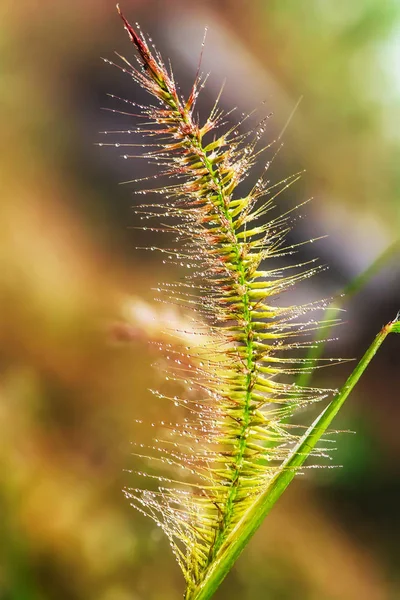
[1,1,399,599]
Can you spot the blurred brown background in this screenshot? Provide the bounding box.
[1,1,399,599]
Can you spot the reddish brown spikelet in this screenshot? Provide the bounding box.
[116,4,179,104]
[116,4,150,62]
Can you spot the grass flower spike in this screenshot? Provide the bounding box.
[103,7,400,599]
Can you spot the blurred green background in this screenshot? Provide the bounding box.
[1,1,399,599]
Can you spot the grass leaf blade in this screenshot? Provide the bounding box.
[189,315,399,600]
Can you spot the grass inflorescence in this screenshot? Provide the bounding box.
[101,6,400,599]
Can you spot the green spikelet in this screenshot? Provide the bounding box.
[106,5,342,597]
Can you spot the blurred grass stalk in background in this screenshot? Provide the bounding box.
[297,238,400,389]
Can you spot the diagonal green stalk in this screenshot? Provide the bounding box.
[296,238,400,389]
[187,314,400,600]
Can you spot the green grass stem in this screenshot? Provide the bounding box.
[188,314,399,600]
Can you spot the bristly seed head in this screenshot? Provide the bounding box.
[107,5,337,596]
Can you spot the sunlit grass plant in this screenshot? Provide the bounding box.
[101,6,400,599]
